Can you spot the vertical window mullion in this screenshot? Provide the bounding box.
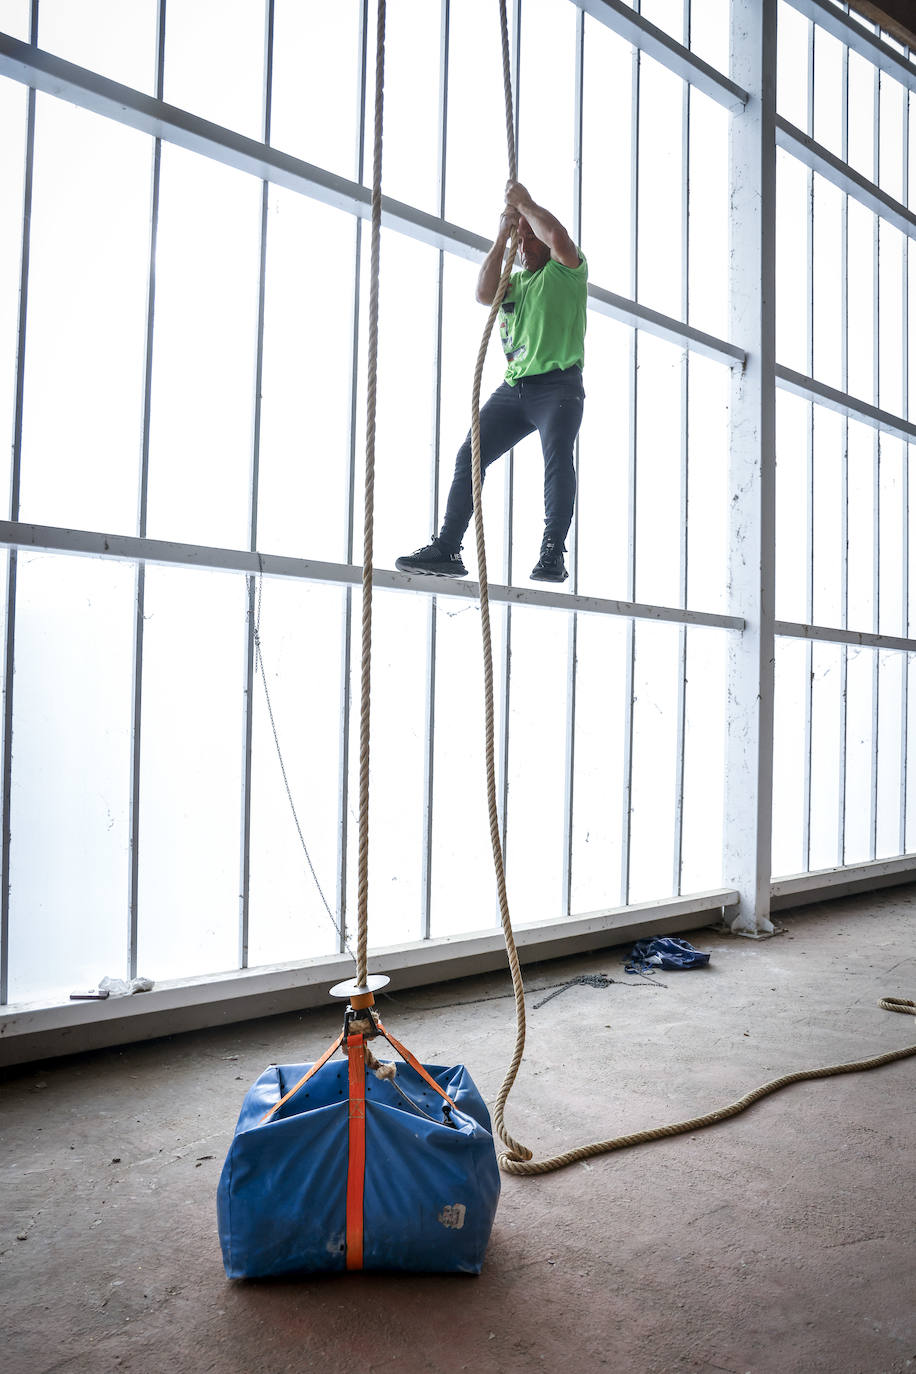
[871,59,881,860]
[839,36,850,866]
[804,23,814,857]
[562,4,585,916]
[0,1,39,1006]
[622,38,640,906]
[900,83,910,853]
[127,0,166,983]
[674,0,691,896]
[421,0,449,941]
[238,0,273,972]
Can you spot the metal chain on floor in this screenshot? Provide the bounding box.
[473,0,916,1177]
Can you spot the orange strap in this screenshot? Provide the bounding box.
[259,1030,345,1126]
[374,1016,457,1110]
[345,1033,366,1270]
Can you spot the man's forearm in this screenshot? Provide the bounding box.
[476,235,512,305]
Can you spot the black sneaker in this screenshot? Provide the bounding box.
[395,537,468,578]
[530,537,568,582]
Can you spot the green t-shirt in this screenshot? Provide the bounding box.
[498,252,588,384]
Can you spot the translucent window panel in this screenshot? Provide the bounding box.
[162,0,266,140]
[638,0,685,45]
[771,636,808,878]
[516,0,577,232]
[878,435,906,636]
[628,619,680,903]
[637,57,684,321]
[688,0,729,74]
[875,650,905,858]
[634,332,683,610]
[17,99,151,535]
[910,446,916,636]
[843,645,875,863]
[808,641,843,871]
[776,1,810,132]
[146,146,260,550]
[581,17,633,299]
[504,606,569,924]
[366,0,441,214]
[445,0,518,237]
[688,93,728,341]
[257,190,356,564]
[352,231,439,572]
[37,0,158,93]
[575,313,630,600]
[812,174,844,391]
[812,406,845,628]
[910,98,916,214]
[569,614,628,914]
[775,390,809,624]
[686,353,729,616]
[0,1,30,39]
[344,588,428,951]
[878,74,905,204]
[437,255,509,578]
[137,566,246,981]
[813,25,844,157]
[430,600,507,940]
[7,553,134,1005]
[270,0,361,179]
[247,579,346,967]
[0,78,26,513]
[911,248,916,418]
[846,199,875,403]
[775,149,808,376]
[680,626,726,893]
[878,222,905,417]
[846,419,877,632]
[906,657,916,851]
[847,51,877,185]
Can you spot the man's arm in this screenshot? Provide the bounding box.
[505,180,580,268]
[475,206,519,305]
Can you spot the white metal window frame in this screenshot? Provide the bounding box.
[1,0,915,1061]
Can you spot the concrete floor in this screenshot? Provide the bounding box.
[1,891,915,1374]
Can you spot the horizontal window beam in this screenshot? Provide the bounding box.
[0,888,739,1063]
[0,34,743,370]
[589,284,746,366]
[776,620,916,653]
[772,856,916,908]
[783,0,916,95]
[0,522,745,632]
[776,364,916,445]
[569,0,749,111]
[776,115,916,243]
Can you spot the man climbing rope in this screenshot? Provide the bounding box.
[396,179,587,584]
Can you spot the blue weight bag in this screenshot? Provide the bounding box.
[218,1020,500,1278]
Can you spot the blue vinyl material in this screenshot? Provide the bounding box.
[217,1053,500,1278]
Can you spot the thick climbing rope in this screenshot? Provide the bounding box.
[470,1,916,1176]
[356,0,387,992]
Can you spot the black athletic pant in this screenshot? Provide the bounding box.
[438,365,585,554]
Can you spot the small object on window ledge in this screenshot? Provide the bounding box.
[69,988,110,1000]
[97,975,154,997]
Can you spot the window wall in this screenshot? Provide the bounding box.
[0,0,913,1013]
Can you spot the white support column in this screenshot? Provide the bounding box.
[724,0,778,935]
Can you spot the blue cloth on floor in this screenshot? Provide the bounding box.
[217,1055,500,1278]
[625,937,710,973]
